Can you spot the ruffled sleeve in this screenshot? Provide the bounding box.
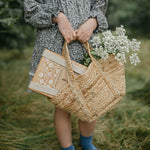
[23,0,63,28]
[89,0,109,34]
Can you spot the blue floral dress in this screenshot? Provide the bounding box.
[23,0,109,93]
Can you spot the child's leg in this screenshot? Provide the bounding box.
[54,107,73,148]
[78,119,98,150]
[78,119,97,137]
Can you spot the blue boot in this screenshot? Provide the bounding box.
[80,134,98,150]
[61,144,75,150]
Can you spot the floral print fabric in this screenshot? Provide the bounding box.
[36,58,61,88]
[23,0,109,93]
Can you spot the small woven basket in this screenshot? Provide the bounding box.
[28,46,87,99]
[29,42,126,122]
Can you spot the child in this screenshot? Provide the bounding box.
[23,0,108,149]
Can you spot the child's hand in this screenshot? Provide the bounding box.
[75,18,97,43]
[53,12,76,44]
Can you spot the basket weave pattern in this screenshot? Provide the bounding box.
[29,42,126,122]
[48,42,126,122]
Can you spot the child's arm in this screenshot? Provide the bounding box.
[75,0,109,43]
[52,12,76,44]
[23,0,61,28]
[89,0,109,33]
[75,18,98,43]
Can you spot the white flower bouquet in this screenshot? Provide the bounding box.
[80,25,141,67]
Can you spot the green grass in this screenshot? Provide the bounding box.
[0,38,150,150]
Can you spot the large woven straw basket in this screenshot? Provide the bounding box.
[28,42,126,122]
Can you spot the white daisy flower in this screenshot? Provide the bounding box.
[101,51,109,61]
[91,36,101,48]
[130,53,141,65]
[115,25,126,36]
[88,25,141,66]
[102,30,113,37]
[129,39,141,52]
[94,46,103,57]
[115,52,126,64]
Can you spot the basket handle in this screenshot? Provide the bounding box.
[63,42,118,96]
[83,42,119,97]
[62,42,93,119]
[62,42,119,120]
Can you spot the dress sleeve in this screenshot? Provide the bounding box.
[23,0,63,28]
[89,0,109,34]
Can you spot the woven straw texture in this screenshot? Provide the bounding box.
[29,42,126,122]
[48,42,126,122]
